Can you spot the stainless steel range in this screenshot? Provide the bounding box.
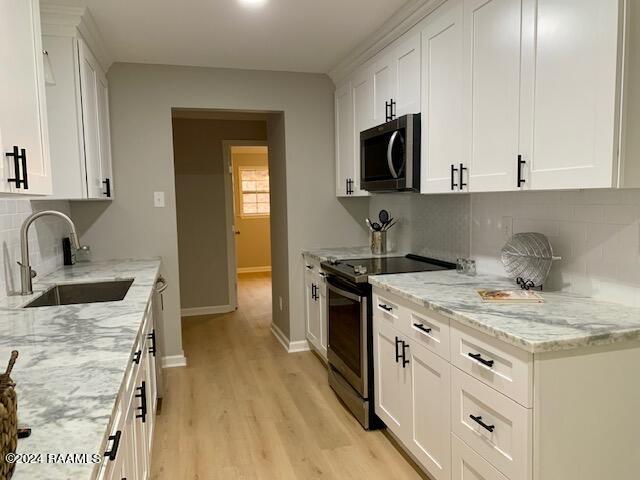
[321,254,455,429]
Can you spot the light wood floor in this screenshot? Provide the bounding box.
[151,273,425,479]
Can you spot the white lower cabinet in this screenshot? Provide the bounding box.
[407,340,451,480]
[97,298,157,480]
[373,318,411,434]
[303,256,328,359]
[373,313,451,480]
[452,434,508,480]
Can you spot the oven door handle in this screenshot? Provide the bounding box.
[327,281,364,303]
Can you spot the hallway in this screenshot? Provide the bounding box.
[151,273,424,479]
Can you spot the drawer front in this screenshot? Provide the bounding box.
[450,323,532,407]
[373,292,406,331]
[406,307,450,360]
[452,434,508,480]
[452,368,532,480]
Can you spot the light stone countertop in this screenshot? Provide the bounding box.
[302,246,408,263]
[369,270,640,354]
[0,258,161,479]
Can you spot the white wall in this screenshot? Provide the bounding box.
[0,200,72,297]
[471,189,640,307]
[70,63,369,355]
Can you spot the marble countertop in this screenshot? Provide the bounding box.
[0,258,161,479]
[302,246,407,263]
[369,270,640,354]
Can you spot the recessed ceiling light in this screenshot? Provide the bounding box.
[239,0,267,8]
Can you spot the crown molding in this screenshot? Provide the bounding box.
[40,4,113,72]
[328,0,445,85]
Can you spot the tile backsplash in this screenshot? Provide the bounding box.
[369,193,471,263]
[471,189,640,307]
[0,199,72,298]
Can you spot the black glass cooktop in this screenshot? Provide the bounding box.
[322,254,456,284]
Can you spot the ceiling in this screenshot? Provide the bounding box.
[45,0,409,73]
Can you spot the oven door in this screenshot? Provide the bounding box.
[327,276,368,398]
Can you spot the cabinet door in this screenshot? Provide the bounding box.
[373,318,410,438]
[0,0,51,195]
[133,358,149,480]
[335,81,354,197]
[451,434,508,480]
[464,0,529,192]
[78,39,108,199]
[97,72,114,198]
[392,34,421,117]
[351,67,373,196]
[523,0,620,190]
[420,0,465,193]
[304,268,321,350]
[372,55,394,126]
[407,340,451,480]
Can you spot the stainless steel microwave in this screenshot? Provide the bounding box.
[360,113,420,192]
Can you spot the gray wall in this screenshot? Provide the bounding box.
[70,63,368,357]
[172,118,267,310]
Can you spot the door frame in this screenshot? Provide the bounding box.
[222,140,269,309]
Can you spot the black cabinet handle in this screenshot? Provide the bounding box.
[517,154,526,187]
[379,304,393,312]
[104,430,122,461]
[346,178,354,195]
[135,381,148,423]
[385,101,391,122]
[103,178,111,197]
[451,164,459,191]
[132,349,142,365]
[470,414,495,432]
[390,98,396,120]
[305,265,313,270]
[395,336,401,363]
[401,341,410,368]
[6,146,28,189]
[459,163,467,189]
[148,330,156,357]
[468,352,494,368]
[413,323,432,334]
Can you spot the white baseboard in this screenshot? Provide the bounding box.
[270,323,310,353]
[162,354,187,368]
[181,305,234,317]
[237,266,272,274]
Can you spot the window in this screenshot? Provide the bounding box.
[239,166,270,217]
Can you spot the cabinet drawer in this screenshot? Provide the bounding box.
[373,292,406,331]
[452,368,532,480]
[406,307,450,360]
[450,323,532,407]
[451,434,508,480]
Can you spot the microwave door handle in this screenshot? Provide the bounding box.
[387,131,400,179]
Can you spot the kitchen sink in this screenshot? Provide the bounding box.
[23,279,134,308]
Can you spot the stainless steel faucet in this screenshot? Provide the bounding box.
[19,210,81,295]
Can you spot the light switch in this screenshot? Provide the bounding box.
[154,191,165,208]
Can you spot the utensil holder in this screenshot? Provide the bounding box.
[371,231,387,255]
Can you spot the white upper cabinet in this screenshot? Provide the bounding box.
[464,0,529,192]
[335,81,354,197]
[0,0,52,196]
[523,0,621,190]
[391,34,421,117]
[349,66,373,196]
[41,7,114,200]
[420,0,464,194]
[372,55,394,126]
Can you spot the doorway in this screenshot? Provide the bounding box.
[223,141,272,308]
[172,111,270,316]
